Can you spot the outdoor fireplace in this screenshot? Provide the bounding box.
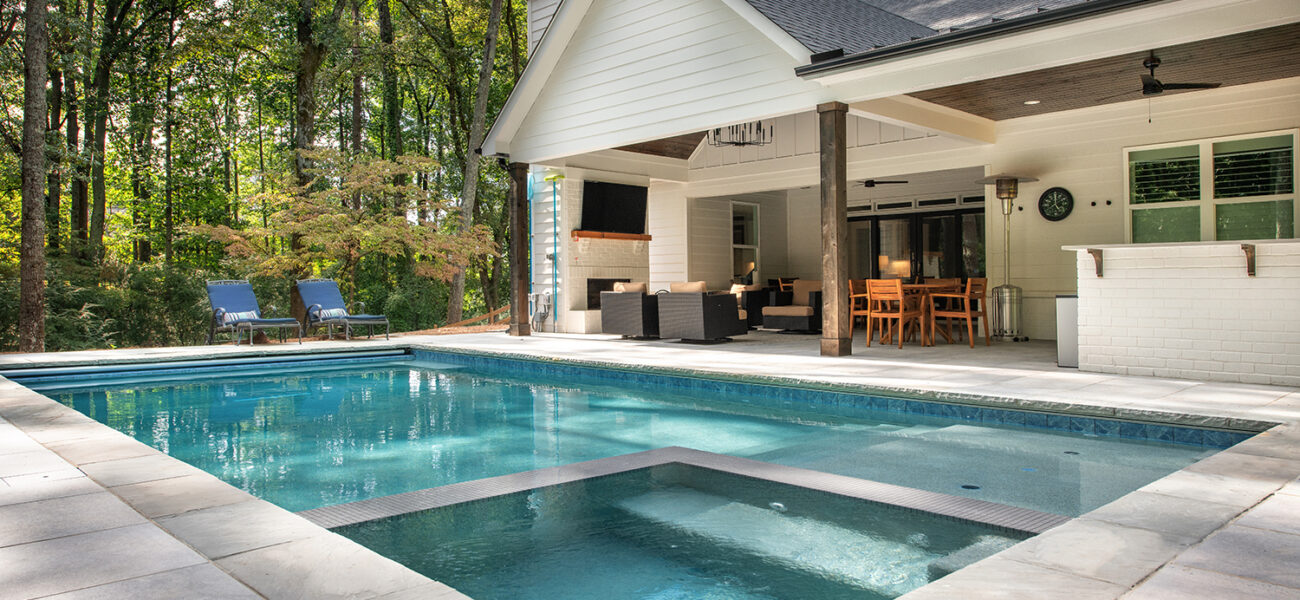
[586,278,630,310]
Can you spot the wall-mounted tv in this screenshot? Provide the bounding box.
[580,181,647,235]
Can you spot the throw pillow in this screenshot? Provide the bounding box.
[222,310,259,324]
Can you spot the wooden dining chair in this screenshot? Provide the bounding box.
[866,279,925,348]
[848,279,872,338]
[928,277,990,348]
[924,277,962,339]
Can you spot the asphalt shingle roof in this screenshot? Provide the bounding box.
[746,0,1091,54]
[744,0,935,54]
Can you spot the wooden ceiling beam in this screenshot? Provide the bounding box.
[848,96,996,144]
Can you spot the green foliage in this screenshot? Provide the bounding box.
[1,0,528,351]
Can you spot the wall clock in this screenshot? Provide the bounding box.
[1038,187,1073,222]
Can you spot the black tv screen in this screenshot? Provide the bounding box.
[581,181,647,235]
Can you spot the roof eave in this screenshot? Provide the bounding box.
[796,0,1163,78]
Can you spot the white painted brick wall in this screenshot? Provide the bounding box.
[1072,240,1300,386]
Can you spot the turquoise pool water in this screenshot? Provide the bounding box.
[338,465,1031,600]
[23,354,1223,515]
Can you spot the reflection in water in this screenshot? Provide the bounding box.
[43,361,1213,515]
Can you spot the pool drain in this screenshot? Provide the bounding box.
[1064,451,1080,455]
[960,484,981,490]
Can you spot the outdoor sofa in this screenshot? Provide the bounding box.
[762,279,822,332]
[600,281,660,338]
[657,281,747,343]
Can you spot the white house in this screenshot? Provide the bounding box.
[490,0,1300,383]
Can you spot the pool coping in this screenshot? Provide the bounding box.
[1,337,1298,599]
[300,446,1069,535]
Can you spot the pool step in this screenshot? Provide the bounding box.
[617,487,938,597]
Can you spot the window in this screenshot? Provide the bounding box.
[731,202,759,284]
[1126,131,1297,243]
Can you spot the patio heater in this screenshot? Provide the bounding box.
[975,173,1037,342]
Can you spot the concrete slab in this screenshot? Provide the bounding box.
[1084,491,1247,541]
[1124,565,1300,600]
[899,553,1128,600]
[38,564,262,600]
[0,474,100,507]
[0,523,207,599]
[216,532,437,599]
[1174,526,1300,590]
[1234,492,1300,536]
[0,491,146,547]
[996,517,1199,587]
[109,473,258,519]
[156,498,326,559]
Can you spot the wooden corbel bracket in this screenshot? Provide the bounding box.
[1242,243,1256,277]
[1086,248,1103,277]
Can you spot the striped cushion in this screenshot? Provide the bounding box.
[222,310,259,324]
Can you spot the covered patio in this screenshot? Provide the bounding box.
[488,0,1300,379]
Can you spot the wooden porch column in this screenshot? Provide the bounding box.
[507,161,531,336]
[818,102,850,356]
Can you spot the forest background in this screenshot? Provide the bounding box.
[1,0,526,351]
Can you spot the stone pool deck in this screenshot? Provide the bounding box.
[1,331,1298,599]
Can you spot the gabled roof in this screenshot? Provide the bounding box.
[744,0,934,54]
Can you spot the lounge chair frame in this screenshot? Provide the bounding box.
[294,278,390,341]
[205,280,302,345]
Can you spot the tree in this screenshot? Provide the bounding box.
[445,0,501,324]
[21,0,50,351]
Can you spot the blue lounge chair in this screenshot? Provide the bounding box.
[294,279,390,340]
[205,280,302,345]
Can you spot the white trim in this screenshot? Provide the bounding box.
[716,0,812,63]
[848,96,995,145]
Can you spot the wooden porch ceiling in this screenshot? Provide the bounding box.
[909,22,1300,121]
[614,131,706,160]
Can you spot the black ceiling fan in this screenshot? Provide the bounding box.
[861,179,908,187]
[1139,53,1220,95]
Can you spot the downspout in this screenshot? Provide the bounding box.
[544,169,565,332]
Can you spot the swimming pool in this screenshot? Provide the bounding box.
[11,349,1244,517]
[337,464,1033,600]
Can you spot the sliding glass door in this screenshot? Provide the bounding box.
[850,209,985,281]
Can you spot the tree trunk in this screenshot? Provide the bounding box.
[68,0,91,258]
[20,0,49,352]
[349,0,363,209]
[446,0,504,324]
[46,66,61,250]
[86,0,134,262]
[163,8,175,264]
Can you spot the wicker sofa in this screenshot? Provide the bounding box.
[657,281,747,342]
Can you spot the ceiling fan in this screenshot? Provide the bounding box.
[861,179,908,187]
[1139,53,1220,95]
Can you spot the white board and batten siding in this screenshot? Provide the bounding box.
[511,0,829,164]
[689,113,934,170]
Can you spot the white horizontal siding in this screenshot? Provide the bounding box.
[511,0,828,163]
[528,0,560,55]
[687,198,732,289]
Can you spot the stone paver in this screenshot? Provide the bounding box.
[0,523,208,599]
[0,332,1297,600]
[38,564,263,600]
[0,491,146,547]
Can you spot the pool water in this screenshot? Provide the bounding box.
[26,356,1220,514]
[337,465,1031,600]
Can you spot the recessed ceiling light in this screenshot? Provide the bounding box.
[1023,100,1041,105]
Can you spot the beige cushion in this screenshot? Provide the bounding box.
[612,281,647,294]
[729,283,761,298]
[737,309,748,321]
[670,281,707,293]
[763,305,815,317]
[791,279,822,306]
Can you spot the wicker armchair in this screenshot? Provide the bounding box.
[761,279,822,332]
[657,291,747,342]
[600,286,659,339]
